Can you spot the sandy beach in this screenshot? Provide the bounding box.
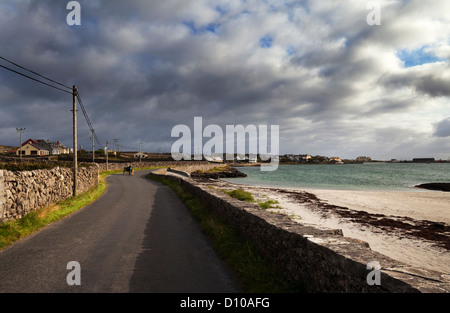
[208,179,450,274]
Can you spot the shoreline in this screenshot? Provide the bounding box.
[197,177,450,274]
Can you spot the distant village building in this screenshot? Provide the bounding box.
[285,154,311,162]
[356,156,372,162]
[412,158,435,163]
[330,157,343,164]
[17,142,49,156]
[204,155,224,163]
[16,138,69,156]
[134,152,147,159]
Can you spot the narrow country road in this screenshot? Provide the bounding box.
[0,170,241,293]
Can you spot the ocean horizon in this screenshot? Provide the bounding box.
[224,163,450,192]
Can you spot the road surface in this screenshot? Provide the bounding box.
[0,170,241,293]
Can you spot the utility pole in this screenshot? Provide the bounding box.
[91,130,95,163]
[139,142,143,163]
[113,138,119,156]
[16,128,25,161]
[105,140,109,171]
[72,86,78,197]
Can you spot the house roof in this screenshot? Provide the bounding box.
[21,138,39,147]
[21,142,46,151]
[21,139,68,150]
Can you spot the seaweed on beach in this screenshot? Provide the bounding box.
[271,188,450,251]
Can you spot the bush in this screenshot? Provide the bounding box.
[223,189,255,202]
[258,200,279,209]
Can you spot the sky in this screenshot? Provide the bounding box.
[0,0,449,161]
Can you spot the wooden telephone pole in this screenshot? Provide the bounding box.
[91,130,95,163]
[72,86,78,197]
[16,128,25,161]
[105,140,109,171]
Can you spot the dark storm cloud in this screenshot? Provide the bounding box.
[381,70,450,98]
[434,117,450,138]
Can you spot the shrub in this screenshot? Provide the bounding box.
[223,189,255,202]
[258,199,279,209]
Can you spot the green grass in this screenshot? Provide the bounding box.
[258,199,279,210]
[222,189,280,210]
[147,174,306,293]
[222,189,255,202]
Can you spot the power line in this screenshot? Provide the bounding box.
[0,56,106,154]
[0,56,72,90]
[0,64,73,95]
[76,91,104,148]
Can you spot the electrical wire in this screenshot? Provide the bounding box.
[0,56,106,150]
[0,56,72,90]
[76,92,104,148]
[0,64,73,95]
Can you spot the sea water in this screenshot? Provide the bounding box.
[223,163,450,191]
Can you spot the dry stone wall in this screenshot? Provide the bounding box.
[0,165,99,223]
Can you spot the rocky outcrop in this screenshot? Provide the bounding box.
[190,166,247,179]
[415,183,450,192]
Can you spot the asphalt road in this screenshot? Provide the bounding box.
[0,170,241,293]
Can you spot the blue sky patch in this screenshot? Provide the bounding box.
[182,21,221,35]
[286,46,296,56]
[183,21,197,34]
[260,35,273,48]
[215,5,228,16]
[397,47,444,67]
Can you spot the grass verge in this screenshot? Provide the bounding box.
[147,174,306,293]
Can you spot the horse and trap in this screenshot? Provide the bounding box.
[123,166,135,175]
